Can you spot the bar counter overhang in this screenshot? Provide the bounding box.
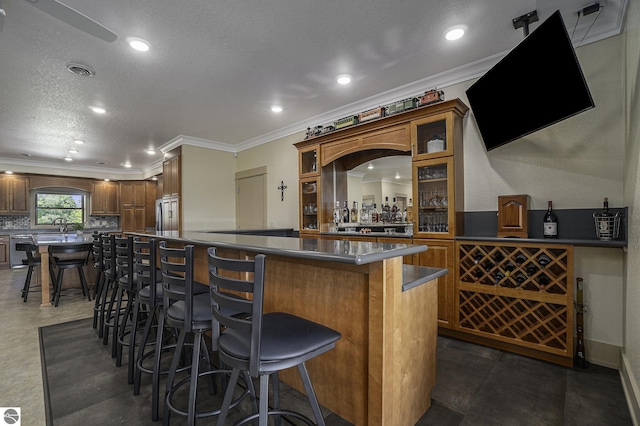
[125,230,445,425]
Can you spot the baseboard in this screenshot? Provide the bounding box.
[620,352,640,426]
[586,339,621,369]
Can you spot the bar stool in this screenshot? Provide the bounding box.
[208,246,342,426]
[98,234,119,342]
[49,243,93,307]
[17,242,54,303]
[113,235,139,374]
[91,231,105,329]
[160,242,253,426]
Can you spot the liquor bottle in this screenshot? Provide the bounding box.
[342,201,350,224]
[494,271,505,286]
[406,198,413,223]
[515,253,527,266]
[596,197,614,239]
[381,197,390,223]
[391,198,398,222]
[360,203,369,224]
[537,254,551,268]
[351,201,359,223]
[372,204,379,223]
[543,200,558,238]
[333,201,342,224]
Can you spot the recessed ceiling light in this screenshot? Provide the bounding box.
[151,176,158,181]
[271,105,283,113]
[445,26,466,41]
[104,178,110,182]
[336,74,352,85]
[68,148,78,154]
[64,157,73,162]
[127,38,150,52]
[123,163,132,168]
[73,139,84,144]
[395,173,401,179]
[146,149,156,155]
[368,164,374,169]
[5,171,13,175]
[90,106,106,114]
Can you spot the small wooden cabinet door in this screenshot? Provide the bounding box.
[413,239,455,329]
[121,181,146,206]
[0,235,9,269]
[0,176,29,214]
[122,206,146,232]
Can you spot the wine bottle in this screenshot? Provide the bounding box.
[494,271,505,285]
[537,274,550,289]
[537,254,551,268]
[473,251,483,264]
[526,264,538,276]
[514,272,527,286]
[543,200,558,238]
[504,262,515,276]
[493,252,504,262]
[473,269,483,281]
[483,260,494,272]
[515,253,527,266]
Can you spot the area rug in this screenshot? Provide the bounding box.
[39,318,342,425]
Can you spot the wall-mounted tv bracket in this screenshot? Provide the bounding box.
[513,10,539,37]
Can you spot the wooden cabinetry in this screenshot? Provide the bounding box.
[452,240,574,366]
[161,196,180,232]
[90,181,120,215]
[162,155,180,198]
[413,239,454,328]
[0,235,9,269]
[0,175,29,214]
[121,181,156,232]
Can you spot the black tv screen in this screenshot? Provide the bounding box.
[466,10,595,151]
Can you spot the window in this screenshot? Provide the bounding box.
[35,190,86,226]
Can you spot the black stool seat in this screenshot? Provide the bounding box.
[49,243,92,307]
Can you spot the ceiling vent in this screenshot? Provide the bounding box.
[66,63,95,77]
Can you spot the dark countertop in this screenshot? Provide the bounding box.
[456,235,627,248]
[129,230,427,266]
[128,230,446,291]
[1,228,120,236]
[320,231,412,238]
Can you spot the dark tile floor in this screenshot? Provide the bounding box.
[40,318,632,425]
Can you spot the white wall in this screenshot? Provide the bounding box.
[235,133,301,229]
[180,144,237,230]
[622,0,640,419]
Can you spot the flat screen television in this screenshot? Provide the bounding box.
[465,10,595,151]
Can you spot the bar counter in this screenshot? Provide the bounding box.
[127,230,444,425]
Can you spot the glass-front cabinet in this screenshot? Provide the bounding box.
[299,145,320,177]
[411,112,457,160]
[413,156,460,239]
[300,178,320,232]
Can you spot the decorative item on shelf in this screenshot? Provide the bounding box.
[426,134,445,153]
[417,89,445,106]
[593,197,620,240]
[385,97,418,115]
[497,194,529,238]
[301,182,316,194]
[334,115,359,130]
[358,106,385,123]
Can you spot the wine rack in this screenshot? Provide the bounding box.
[456,241,574,362]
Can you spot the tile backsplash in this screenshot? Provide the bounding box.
[0,215,119,230]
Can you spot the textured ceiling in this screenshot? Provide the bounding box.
[0,0,627,178]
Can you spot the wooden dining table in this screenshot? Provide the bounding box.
[33,233,95,307]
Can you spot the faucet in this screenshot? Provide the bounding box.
[52,217,68,233]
